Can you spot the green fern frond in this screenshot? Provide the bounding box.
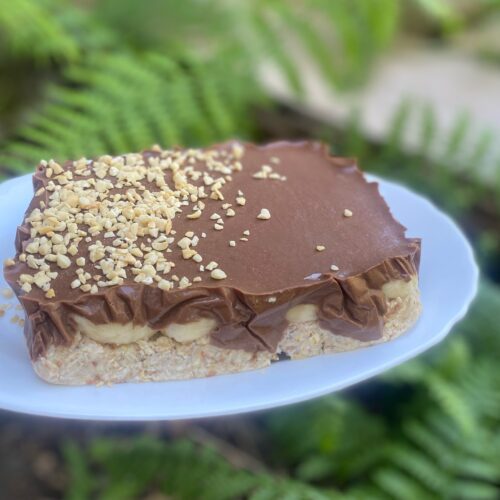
[424,373,476,434]
[412,0,463,31]
[0,51,261,174]
[64,437,338,500]
[418,103,438,158]
[387,443,450,495]
[460,361,500,420]
[373,467,435,499]
[381,97,414,163]
[250,9,304,95]
[63,441,94,500]
[0,0,80,63]
[223,0,402,93]
[380,409,500,499]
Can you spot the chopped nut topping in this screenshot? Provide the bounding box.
[205,261,218,271]
[177,237,191,250]
[236,196,246,206]
[192,253,203,263]
[330,265,339,271]
[12,145,249,293]
[158,279,173,291]
[243,229,250,236]
[232,143,244,160]
[210,268,227,280]
[178,276,191,289]
[229,240,236,247]
[3,258,15,267]
[316,245,326,252]
[252,163,286,181]
[45,288,56,299]
[343,209,353,217]
[56,254,71,269]
[257,208,271,220]
[181,248,197,260]
[71,279,81,289]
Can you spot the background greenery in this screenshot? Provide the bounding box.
[1,1,499,498]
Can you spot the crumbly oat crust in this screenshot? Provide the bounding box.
[34,284,421,385]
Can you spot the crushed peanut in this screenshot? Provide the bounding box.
[11,144,251,293]
[205,261,218,271]
[257,208,271,220]
[210,268,227,280]
[252,163,286,181]
[343,209,353,217]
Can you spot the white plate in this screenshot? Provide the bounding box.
[0,174,478,420]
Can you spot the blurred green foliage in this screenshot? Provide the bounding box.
[0,1,499,499]
[3,0,481,161]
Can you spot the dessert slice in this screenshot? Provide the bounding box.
[3,141,421,385]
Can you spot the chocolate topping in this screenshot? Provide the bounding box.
[3,141,420,359]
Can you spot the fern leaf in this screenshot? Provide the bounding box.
[418,102,438,158]
[0,51,261,174]
[382,98,414,163]
[0,0,79,63]
[449,480,499,500]
[251,10,304,95]
[62,441,95,500]
[373,467,435,499]
[425,373,476,434]
[273,2,340,89]
[442,110,471,167]
[403,420,456,470]
[387,444,449,495]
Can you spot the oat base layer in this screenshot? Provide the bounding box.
[33,287,421,386]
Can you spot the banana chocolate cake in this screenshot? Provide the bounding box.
[3,141,421,385]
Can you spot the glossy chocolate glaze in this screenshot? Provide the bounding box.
[4,141,420,359]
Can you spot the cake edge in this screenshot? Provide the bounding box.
[32,280,421,385]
